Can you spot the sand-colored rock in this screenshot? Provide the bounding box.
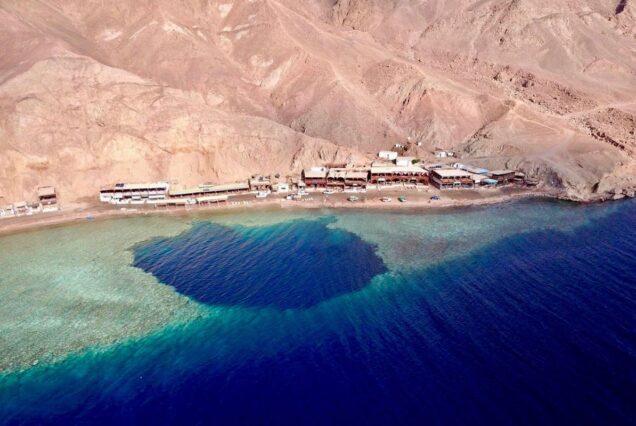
[0,0,634,204]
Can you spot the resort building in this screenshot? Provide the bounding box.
[454,164,489,175]
[100,182,170,203]
[424,163,443,171]
[13,201,29,216]
[327,168,369,189]
[369,165,428,185]
[434,149,455,158]
[29,202,42,213]
[0,205,14,218]
[169,182,250,198]
[302,167,328,189]
[430,169,475,190]
[249,176,272,192]
[395,156,416,167]
[514,172,526,184]
[488,170,516,185]
[37,186,59,212]
[469,174,491,185]
[378,151,398,161]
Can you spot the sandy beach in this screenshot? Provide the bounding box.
[0,186,557,237]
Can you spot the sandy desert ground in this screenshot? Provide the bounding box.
[0,0,634,205]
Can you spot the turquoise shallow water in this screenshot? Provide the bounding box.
[1,200,635,425]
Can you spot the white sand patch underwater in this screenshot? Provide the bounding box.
[0,216,205,372]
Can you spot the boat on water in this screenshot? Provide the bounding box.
[347,196,359,202]
[380,197,392,202]
[398,196,407,202]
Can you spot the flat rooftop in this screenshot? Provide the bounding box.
[371,165,426,174]
[303,168,328,179]
[37,186,56,197]
[432,169,472,178]
[327,169,369,180]
[489,169,516,176]
[249,178,272,185]
[170,182,249,196]
[102,182,169,191]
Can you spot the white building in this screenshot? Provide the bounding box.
[100,182,170,203]
[395,156,416,167]
[13,201,29,216]
[0,205,14,218]
[275,183,290,193]
[434,150,455,158]
[378,151,398,161]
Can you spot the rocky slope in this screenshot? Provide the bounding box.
[0,0,634,204]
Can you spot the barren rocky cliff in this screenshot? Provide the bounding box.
[1,0,635,204]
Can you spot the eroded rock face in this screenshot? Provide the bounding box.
[0,0,634,204]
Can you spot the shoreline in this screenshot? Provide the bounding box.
[0,187,563,237]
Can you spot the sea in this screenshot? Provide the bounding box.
[0,199,635,425]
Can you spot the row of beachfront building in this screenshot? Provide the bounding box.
[0,149,535,219]
[0,186,59,219]
[97,151,533,206]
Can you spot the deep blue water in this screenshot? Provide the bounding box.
[2,201,636,425]
[133,219,387,309]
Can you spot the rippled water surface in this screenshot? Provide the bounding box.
[1,200,635,425]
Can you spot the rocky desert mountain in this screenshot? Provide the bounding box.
[0,0,635,204]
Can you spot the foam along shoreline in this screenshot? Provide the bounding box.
[0,187,557,237]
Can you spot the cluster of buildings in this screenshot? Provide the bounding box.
[0,144,538,223]
[98,177,288,207]
[0,147,535,220]
[96,149,532,208]
[298,152,527,192]
[0,186,59,219]
[301,162,428,191]
[427,164,524,190]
